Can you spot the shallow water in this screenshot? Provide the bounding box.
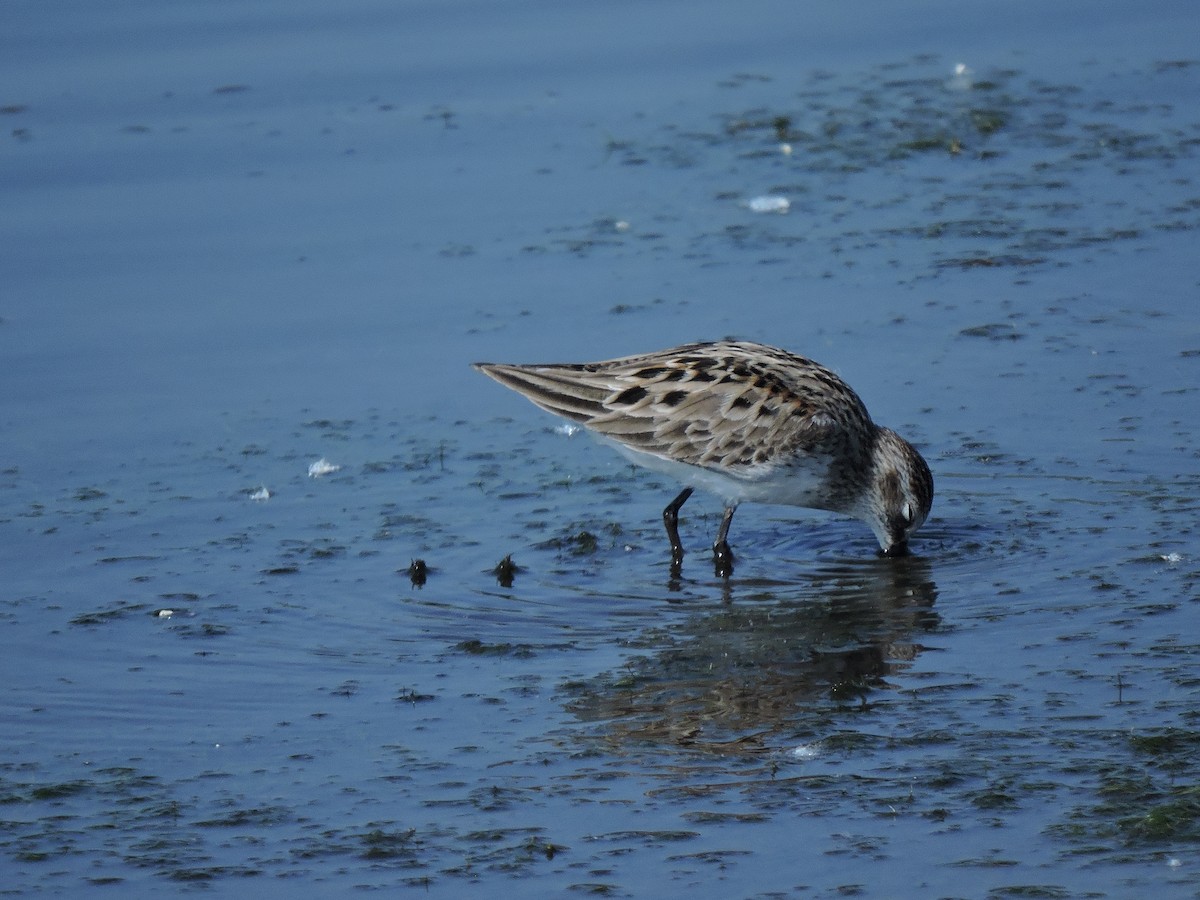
[3,0,1199,896]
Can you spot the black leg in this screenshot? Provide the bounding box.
[712,505,736,577]
[662,487,694,571]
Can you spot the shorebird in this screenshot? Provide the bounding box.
[474,341,933,575]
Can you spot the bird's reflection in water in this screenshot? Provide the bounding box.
[562,554,938,755]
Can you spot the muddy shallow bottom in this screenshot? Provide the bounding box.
[2,402,1197,896]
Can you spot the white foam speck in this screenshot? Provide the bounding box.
[948,62,974,90]
[308,458,341,477]
[745,195,790,214]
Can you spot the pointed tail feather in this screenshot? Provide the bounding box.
[473,363,608,424]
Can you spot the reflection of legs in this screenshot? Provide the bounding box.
[713,504,736,577]
[662,487,694,569]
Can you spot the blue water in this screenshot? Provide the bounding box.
[3,0,1199,896]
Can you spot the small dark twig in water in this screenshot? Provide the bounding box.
[405,559,428,587]
[493,554,518,587]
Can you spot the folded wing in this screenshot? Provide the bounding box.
[474,341,859,474]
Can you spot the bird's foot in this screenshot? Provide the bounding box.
[712,541,734,578]
[669,544,685,579]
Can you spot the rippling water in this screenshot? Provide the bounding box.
[3,0,1199,895]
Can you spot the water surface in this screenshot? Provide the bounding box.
[2,1,1199,896]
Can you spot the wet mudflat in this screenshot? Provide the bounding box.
[2,1,1199,896]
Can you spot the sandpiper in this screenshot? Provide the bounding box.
[474,341,933,575]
